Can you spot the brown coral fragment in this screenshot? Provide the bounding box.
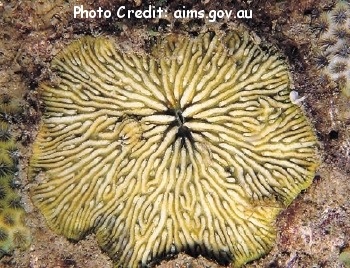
[30,30,319,267]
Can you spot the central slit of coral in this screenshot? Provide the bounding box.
[175,109,185,126]
[173,109,195,145]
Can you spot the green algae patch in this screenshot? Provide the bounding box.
[30,30,319,267]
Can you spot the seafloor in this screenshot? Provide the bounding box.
[0,0,349,267]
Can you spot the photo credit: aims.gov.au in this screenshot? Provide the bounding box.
[73,5,253,22]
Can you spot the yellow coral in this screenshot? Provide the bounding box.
[31,30,319,267]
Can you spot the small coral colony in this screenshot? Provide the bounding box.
[0,94,30,257]
[314,1,350,96]
[2,0,350,267]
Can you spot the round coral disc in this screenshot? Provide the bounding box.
[30,30,319,267]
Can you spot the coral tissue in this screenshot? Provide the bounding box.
[30,30,319,267]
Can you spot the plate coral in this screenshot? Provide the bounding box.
[30,30,319,267]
